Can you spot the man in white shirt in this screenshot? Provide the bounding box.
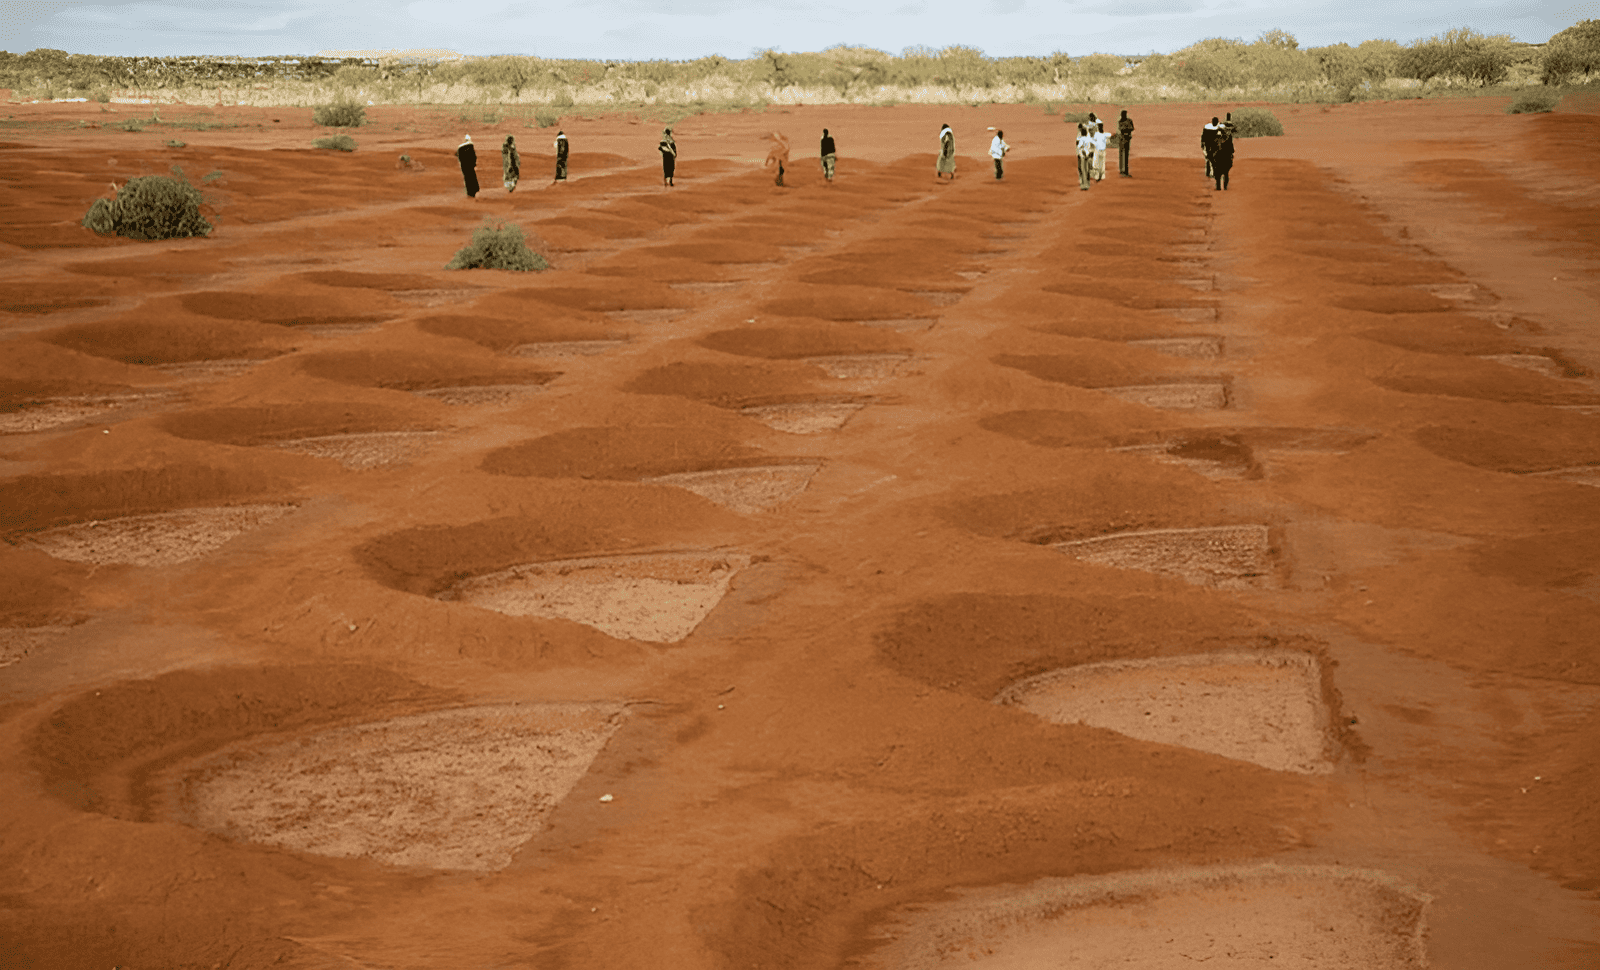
[1091,121,1109,181]
[1075,123,1094,191]
[989,129,1009,180]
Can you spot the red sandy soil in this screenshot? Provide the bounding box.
[1,95,1598,969]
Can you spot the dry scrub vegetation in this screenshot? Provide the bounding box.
[5,23,1597,114]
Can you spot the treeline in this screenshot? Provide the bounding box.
[4,23,1596,107]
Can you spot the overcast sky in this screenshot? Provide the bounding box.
[3,0,1595,59]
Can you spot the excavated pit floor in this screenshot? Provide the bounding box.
[740,401,865,434]
[1051,524,1273,588]
[1101,382,1230,410]
[440,551,751,643]
[1127,335,1224,359]
[802,354,914,381]
[996,651,1332,774]
[175,703,624,872]
[274,431,441,469]
[643,464,820,514]
[864,863,1429,970]
[12,504,297,567]
[0,392,172,434]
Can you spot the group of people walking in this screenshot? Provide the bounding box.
[1201,114,1236,190]
[451,106,1248,198]
[454,130,571,197]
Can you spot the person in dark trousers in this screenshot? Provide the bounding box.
[1116,109,1134,176]
[501,134,519,193]
[659,128,676,187]
[1211,123,1234,190]
[989,129,1009,179]
[456,134,479,198]
[1201,117,1220,178]
[820,128,836,182]
[554,131,569,182]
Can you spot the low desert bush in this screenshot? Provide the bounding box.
[533,107,561,127]
[164,139,186,148]
[445,221,549,272]
[82,170,212,240]
[1506,89,1561,113]
[1060,111,1093,124]
[312,134,357,151]
[1229,107,1284,136]
[313,101,366,127]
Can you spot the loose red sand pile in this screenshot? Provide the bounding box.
[1,97,1598,969]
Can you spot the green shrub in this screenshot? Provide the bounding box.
[445,221,549,272]
[533,107,561,127]
[116,118,145,132]
[1229,107,1284,137]
[164,139,186,148]
[313,101,366,127]
[92,89,110,104]
[1507,89,1561,113]
[82,171,212,240]
[1060,111,1093,124]
[312,134,357,151]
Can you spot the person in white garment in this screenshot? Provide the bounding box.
[1075,124,1095,191]
[989,129,1009,180]
[1091,121,1109,182]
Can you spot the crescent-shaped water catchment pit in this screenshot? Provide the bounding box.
[438,551,752,643]
[1051,524,1274,588]
[863,863,1429,970]
[643,462,821,514]
[174,702,625,871]
[996,650,1333,773]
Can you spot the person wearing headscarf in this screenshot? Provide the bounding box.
[989,129,1009,180]
[1075,123,1095,191]
[764,131,790,186]
[659,128,677,187]
[1201,117,1221,178]
[456,134,479,198]
[554,130,569,182]
[936,123,955,181]
[819,128,836,183]
[1116,109,1134,177]
[502,134,520,193]
[1211,122,1234,191]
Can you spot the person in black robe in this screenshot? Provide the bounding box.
[554,131,569,182]
[659,128,676,186]
[819,128,836,182]
[1211,126,1234,191]
[456,134,479,198]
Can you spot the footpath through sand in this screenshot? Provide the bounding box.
[0,96,1597,969]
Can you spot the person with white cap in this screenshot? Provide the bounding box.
[554,130,569,182]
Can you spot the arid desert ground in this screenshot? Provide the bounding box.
[1,95,1598,969]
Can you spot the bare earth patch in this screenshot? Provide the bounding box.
[740,401,865,434]
[513,340,629,357]
[176,703,625,871]
[1052,524,1273,588]
[0,393,170,434]
[801,353,913,380]
[274,431,441,469]
[412,384,546,406]
[1101,381,1230,410]
[441,551,751,643]
[864,863,1429,970]
[0,624,75,668]
[12,504,296,566]
[1127,335,1224,359]
[644,464,820,514]
[996,651,1332,773]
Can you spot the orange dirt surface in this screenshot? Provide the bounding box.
[1,96,1598,969]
